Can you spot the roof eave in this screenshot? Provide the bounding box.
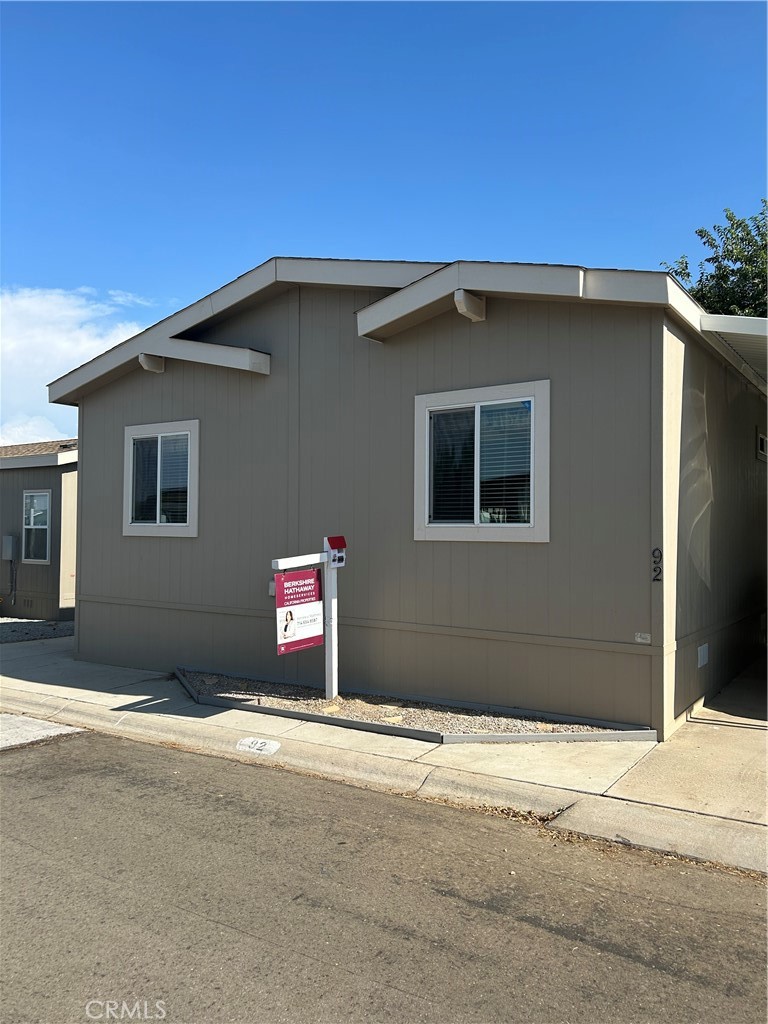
[50,339,272,406]
[49,257,447,403]
[0,450,78,470]
[356,263,767,393]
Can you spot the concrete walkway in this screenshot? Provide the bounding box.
[1,637,765,873]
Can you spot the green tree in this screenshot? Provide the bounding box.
[663,200,767,317]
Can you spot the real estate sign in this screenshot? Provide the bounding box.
[275,568,324,655]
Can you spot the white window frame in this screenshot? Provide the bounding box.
[22,489,52,564]
[123,419,199,538]
[414,381,550,543]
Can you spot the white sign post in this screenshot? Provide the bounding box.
[272,536,346,700]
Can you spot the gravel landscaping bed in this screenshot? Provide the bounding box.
[182,669,615,735]
[0,618,75,644]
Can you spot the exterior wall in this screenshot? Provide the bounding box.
[0,464,75,620]
[664,318,767,720]
[59,468,78,608]
[76,287,658,726]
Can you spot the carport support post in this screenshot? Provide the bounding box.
[322,557,339,701]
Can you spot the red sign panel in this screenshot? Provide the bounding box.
[275,569,324,656]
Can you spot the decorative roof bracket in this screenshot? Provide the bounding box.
[454,288,486,323]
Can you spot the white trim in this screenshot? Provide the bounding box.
[50,338,271,405]
[123,419,199,538]
[359,263,584,340]
[0,451,77,470]
[454,289,486,323]
[414,381,550,543]
[45,259,768,407]
[22,489,52,564]
[359,263,690,342]
[48,257,445,405]
[700,314,768,339]
[271,552,328,570]
[139,353,165,373]
[355,261,766,393]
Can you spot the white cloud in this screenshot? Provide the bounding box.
[0,286,151,444]
[107,289,155,308]
[0,415,72,446]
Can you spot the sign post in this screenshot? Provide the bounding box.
[272,536,346,700]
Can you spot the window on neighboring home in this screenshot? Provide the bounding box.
[23,490,51,563]
[123,420,199,537]
[414,381,550,542]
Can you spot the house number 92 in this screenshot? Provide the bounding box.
[652,548,663,582]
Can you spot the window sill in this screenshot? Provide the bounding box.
[123,523,198,538]
[415,523,549,543]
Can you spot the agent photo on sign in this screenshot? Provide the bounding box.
[282,609,296,639]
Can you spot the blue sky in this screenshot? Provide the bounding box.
[1,0,765,441]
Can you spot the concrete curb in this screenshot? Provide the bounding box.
[0,687,433,796]
[548,795,768,874]
[416,767,577,817]
[2,686,764,875]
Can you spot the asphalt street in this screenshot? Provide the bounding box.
[1,731,765,1024]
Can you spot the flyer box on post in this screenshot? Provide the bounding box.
[275,568,324,655]
[324,535,347,567]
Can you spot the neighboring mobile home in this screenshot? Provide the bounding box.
[0,439,78,620]
[48,259,767,738]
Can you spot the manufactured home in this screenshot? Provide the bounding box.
[48,259,767,738]
[0,439,78,620]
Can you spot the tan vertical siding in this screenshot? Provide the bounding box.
[76,287,658,725]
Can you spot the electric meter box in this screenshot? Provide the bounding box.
[2,535,18,561]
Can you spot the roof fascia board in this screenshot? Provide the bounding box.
[461,262,584,299]
[162,338,271,375]
[356,261,764,390]
[358,263,586,340]
[49,338,271,405]
[700,313,768,340]
[0,450,78,470]
[359,265,700,342]
[204,258,449,320]
[274,257,447,289]
[582,269,672,306]
[207,259,280,315]
[49,258,448,401]
[357,263,461,341]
